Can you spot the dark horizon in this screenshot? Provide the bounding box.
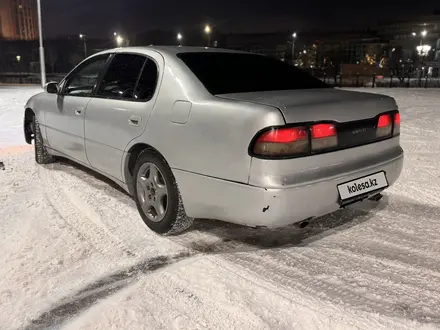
[41,0,440,38]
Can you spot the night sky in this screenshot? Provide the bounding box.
[42,0,439,38]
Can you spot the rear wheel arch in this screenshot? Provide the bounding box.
[124,143,167,194]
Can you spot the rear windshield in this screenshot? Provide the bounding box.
[176,52,329,95]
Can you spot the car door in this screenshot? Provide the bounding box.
[84,52,161,181]
[45,54,111,164]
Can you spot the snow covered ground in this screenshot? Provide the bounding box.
[0,86,42,147]
[1,86,440,329]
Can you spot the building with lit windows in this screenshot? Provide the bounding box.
[0,0,38,40]
[378,13,440,62]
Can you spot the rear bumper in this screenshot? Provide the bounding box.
[174,148,403,227]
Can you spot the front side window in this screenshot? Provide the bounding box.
[63,55,110,96]
[177,52,329,95]
[97,54,146,99]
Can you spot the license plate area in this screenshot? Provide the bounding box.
[337,171,388,204]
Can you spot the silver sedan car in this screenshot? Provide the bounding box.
[23,46,403,234]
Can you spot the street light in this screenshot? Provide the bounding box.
[291,32,297,65]
[36,0,46,87]
[114,32,118,36]
[421,30,428,37]
[79,34,88,58]
[204,24,211,46]
[177,33,183,46]
[116,35,124,46]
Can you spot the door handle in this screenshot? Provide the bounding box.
[129,116,141,126]
[75,109,83,115]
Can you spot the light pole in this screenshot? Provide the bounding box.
[79,34,88,58]
[177,33,183,46]
[36,0,46,87]
[16,55,22,84]
[291,32,297,65]
[204,25,211,46]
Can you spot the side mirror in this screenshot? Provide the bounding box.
[44,81,59,94]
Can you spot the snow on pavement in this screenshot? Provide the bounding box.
[1,86,440,329]
[0,86,43,147]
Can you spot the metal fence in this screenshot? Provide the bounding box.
[0,73,65,85]
[2,72,440,89]
[318,74,440,88]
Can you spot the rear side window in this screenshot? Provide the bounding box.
[133,59,158,101]
[97,54,145,99]
[177,52,329,95]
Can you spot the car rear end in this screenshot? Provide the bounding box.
[175,50,403,227]
[245,109,403,226]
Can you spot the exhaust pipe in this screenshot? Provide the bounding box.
[368,193,383,202]
[298,217,313,229]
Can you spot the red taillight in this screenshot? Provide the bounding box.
[253,127,309,156]
[394,112,400,125]
[311,123,338,151]
[251,112,398,159]
[376,114,392,138]
[378,114,392,128]
[311,124,336,139]
[256,127,308,143]
[393,112,400,136]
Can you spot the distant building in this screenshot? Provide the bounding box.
[312,30,388,69]
[220,30,389,70]
[378,14,440,61]
[0,0,38,40]
[220,32,291,62]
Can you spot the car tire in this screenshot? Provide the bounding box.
[133,149,193,235]
[33,116,54,164]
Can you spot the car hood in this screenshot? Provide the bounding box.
[217,88,397,123]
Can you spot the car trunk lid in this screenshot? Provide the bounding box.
[216,88,397,124]
[218,88,399,152]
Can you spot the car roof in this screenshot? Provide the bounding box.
[94,45,249,57]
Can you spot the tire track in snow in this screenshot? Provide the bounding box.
[314,247,440,296]
[406,185,440,206]
[208,256,418,330]
[43,159,189,259]
[25,251,193,330]
[224,249,440,326]
[295,248,440,313]
[39,164,135,258]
